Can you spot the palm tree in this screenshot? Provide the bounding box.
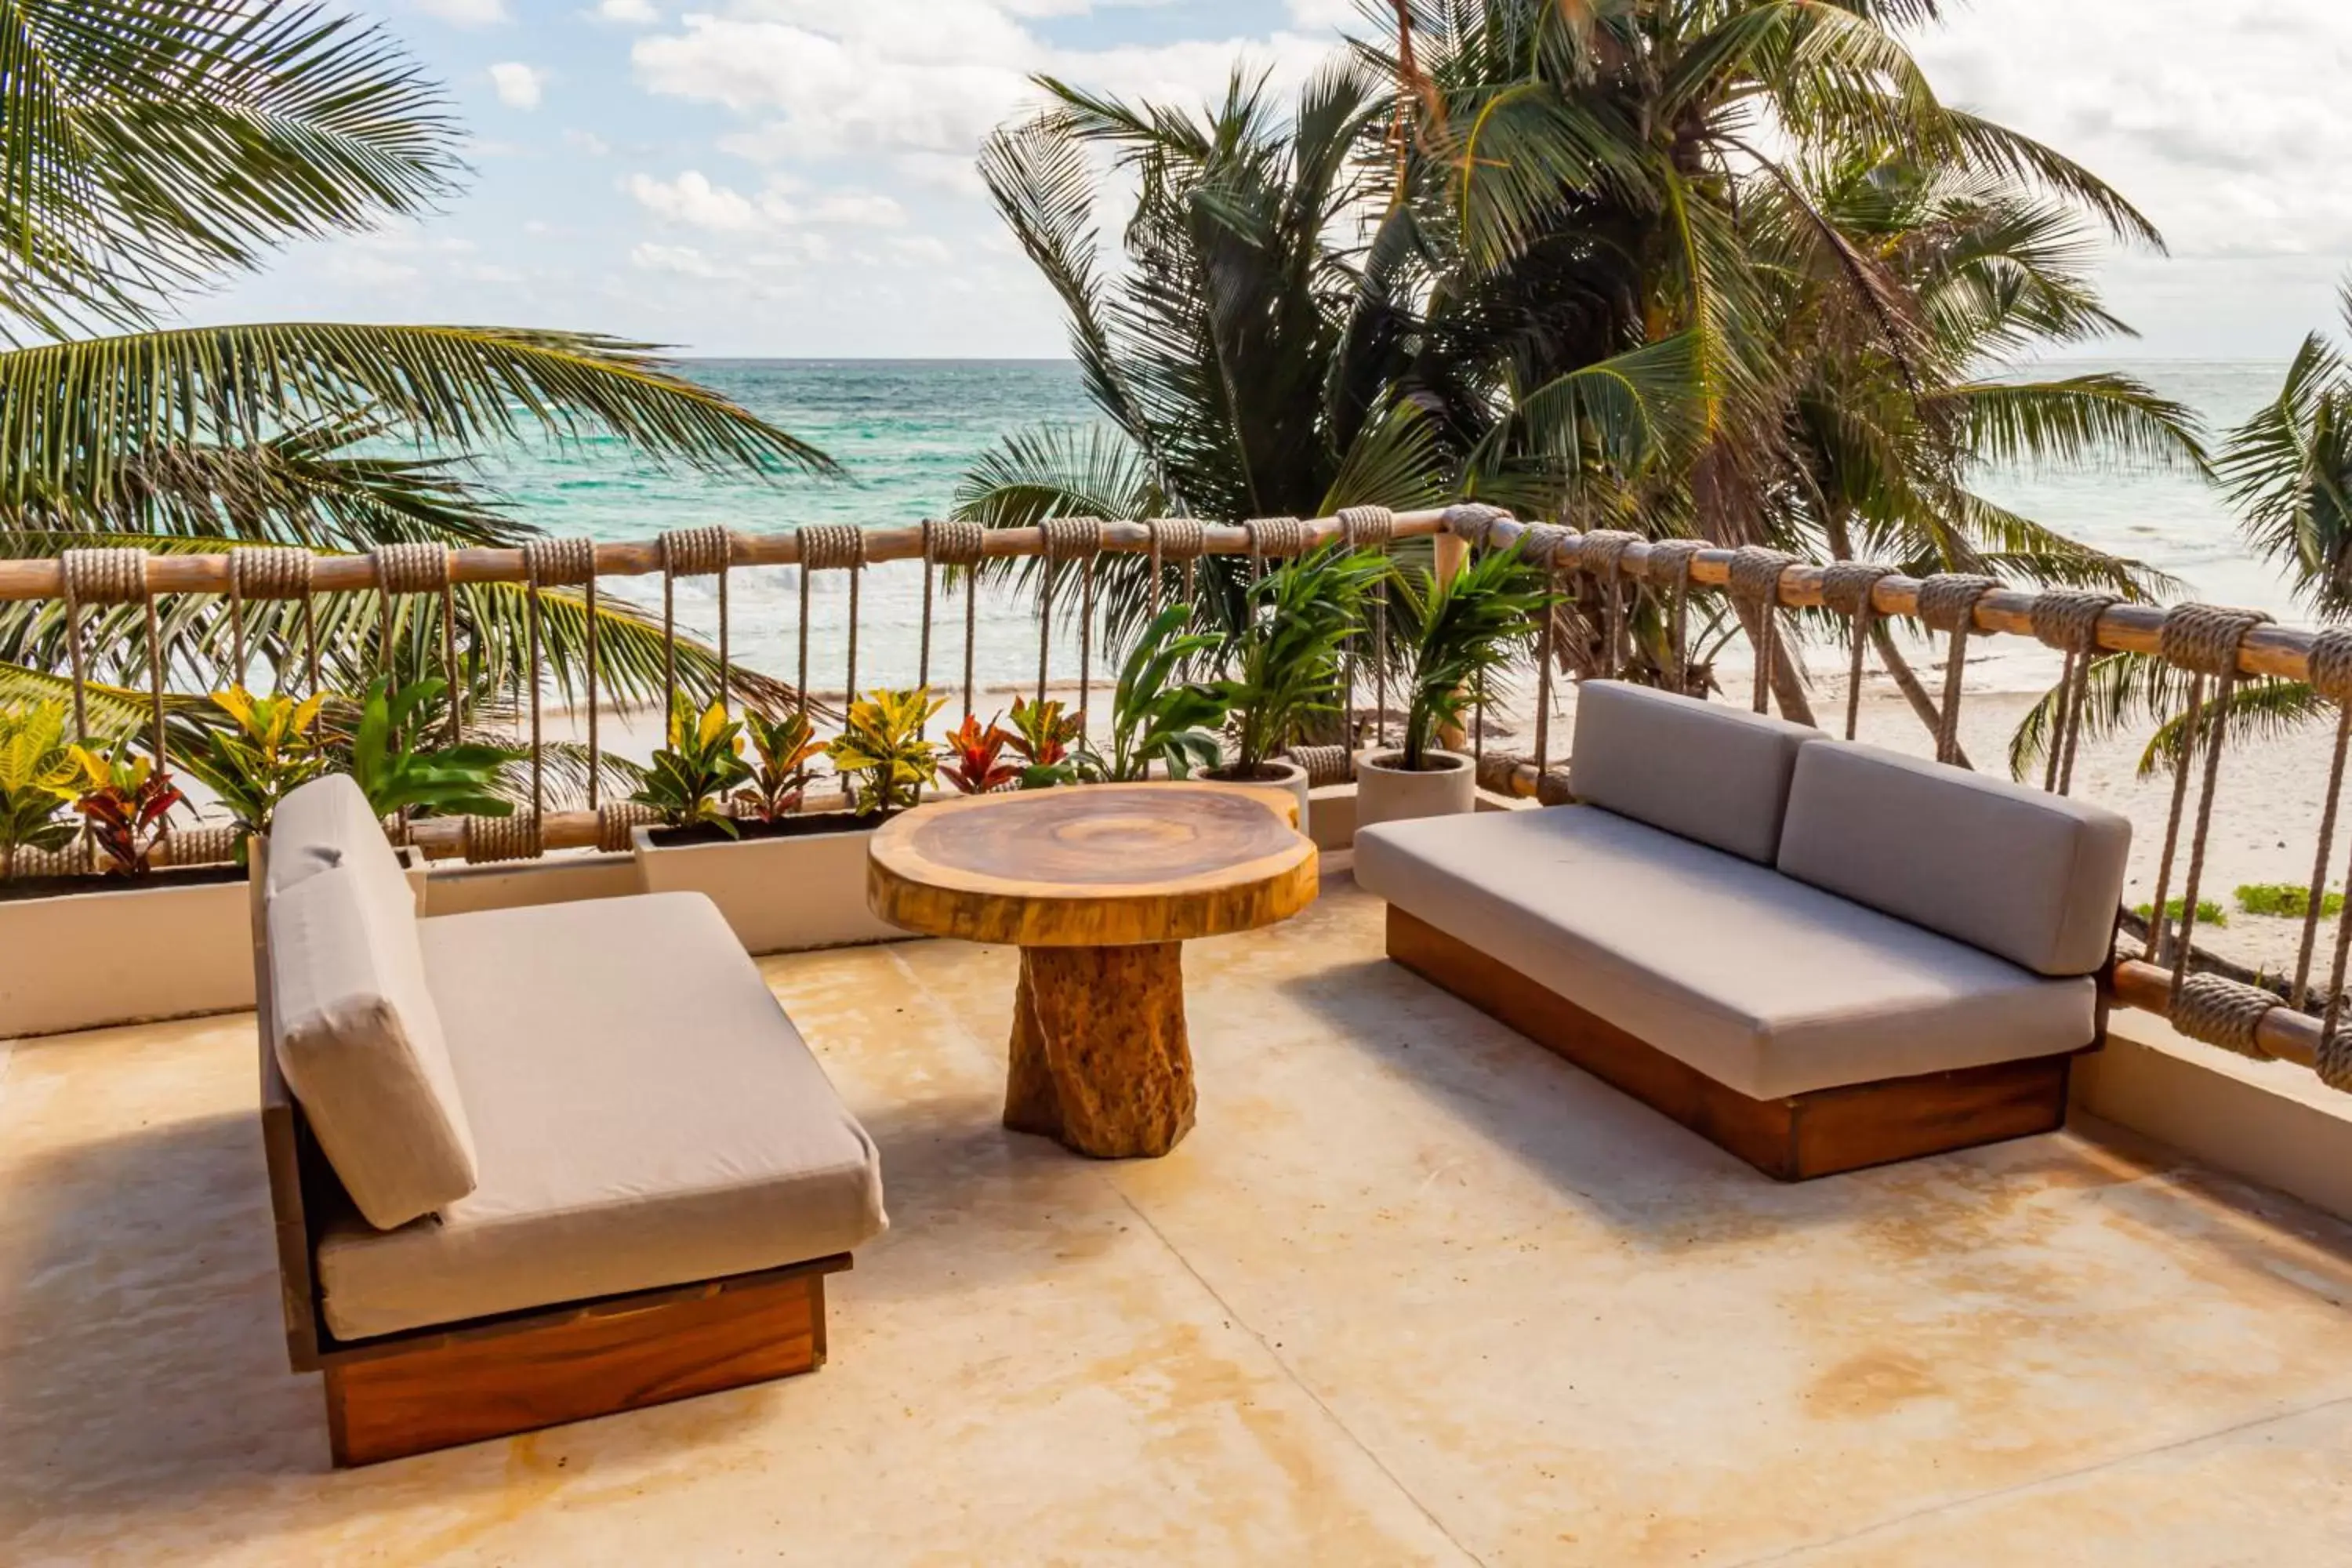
[971,0,2196,748]
[0,0,835,746]
[2009,283,2352,780]
[1356,0,2199,726]
[956,64,1452,644]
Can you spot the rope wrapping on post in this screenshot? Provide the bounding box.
[1577,531,1640,680]
[1146,517,1208,608]
[522,540,597,860]
[2320,1027,2352,1095]
[1634,539,1704,695]
[2145,603,2274,998]
[1726,547,1799,717]
[371,543,460,745]
[596,800,662,855]
[659,525,732,713]
[1821,561,1898,742]
[1440,503,1510,549]
[165,823,241,868]
[1241,515,1307,597]
[1037,516,1105,711]
[522,538,598,811]
[924,517,987,716]
[1286,743,1354,788]
[1520,524,1579,773]
[2028,590,2121,794]
[59,548,156,757]
[1337,506,1396,748]
[2169,972,2281,1061]
[1447,509,1515,768]
[225,546,316,692]
[798,524,868,706]
[2299,629,2352,1014]
[1915,573,1999,765]
[464,813,542,866]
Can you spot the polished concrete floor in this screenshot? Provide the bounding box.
[7,874,2352,1564]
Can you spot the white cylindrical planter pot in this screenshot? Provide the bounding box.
[1355,750,1475,830]
[1200,759,1311,835]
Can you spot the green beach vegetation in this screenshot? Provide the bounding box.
[0,0,832,801]
[960,0,2201,746]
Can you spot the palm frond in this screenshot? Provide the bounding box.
[1934,375,2212,476]
[0,323,839,517]
[0,0,461,339]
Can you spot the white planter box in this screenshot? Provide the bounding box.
[1355,750,1477,830]
[0,869,254,1039]
[631,817,905,956]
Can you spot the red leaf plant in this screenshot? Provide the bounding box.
[942,713,1022,794]
[71,746,187,877]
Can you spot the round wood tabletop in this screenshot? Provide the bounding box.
[867,782,1319,948]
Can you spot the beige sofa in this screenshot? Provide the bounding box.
[256,775,887,1465]
[1357,681,2131,1179]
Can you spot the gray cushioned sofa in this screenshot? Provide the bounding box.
[1356,681,2131,1179]
[255,774,887,1465]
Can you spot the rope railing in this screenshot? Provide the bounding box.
[15,505,2352,1092]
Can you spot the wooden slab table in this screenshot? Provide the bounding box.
[867,783,1319,1158]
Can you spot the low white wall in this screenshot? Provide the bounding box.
[2076,1012,2352,1224]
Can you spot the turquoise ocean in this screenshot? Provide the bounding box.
[466,359,2304,700]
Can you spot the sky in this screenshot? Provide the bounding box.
[176,0,2352,362]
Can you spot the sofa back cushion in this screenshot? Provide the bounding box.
[1777,741,2131,978]
[267,773,404,903]
[267,859,477,1229]
[1570,681,1820,864]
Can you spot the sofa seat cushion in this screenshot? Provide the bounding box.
[1357,806,2095,1102]
[316,892,887,1341]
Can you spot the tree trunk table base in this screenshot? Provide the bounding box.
[868,784,1317,1161]
[1005,942,1196,1159]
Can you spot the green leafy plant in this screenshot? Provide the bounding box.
[0,701,81,876]
[1007,695,1084,789]
[70,746,185,877]
[2235,884,2345,920]
[943,713,1022,795]
[2133,897,2228,930]
[1392,548,1552,771]
[1080,603,1229,782]
[190,687,330,837]
[735,709,825,823]
[634,695,753,834]
[345,676,521,822]
[1214,547,1388,775]
[829,688,944,816]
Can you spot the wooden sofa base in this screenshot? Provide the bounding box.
[321,1259,844,1467]
[1387,906,2076,1181]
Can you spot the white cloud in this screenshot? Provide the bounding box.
[593,0,661,23]
[1285,0,1360,28]
[627,169,783,232]
[631,242,740,279]
[630,2,1329,162]
[564,128,613,156]
[808,192,906,227]
[1914,0,2352,263]
[412,0,509,26]
[627,170,906,232]
[488,62,546,110]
